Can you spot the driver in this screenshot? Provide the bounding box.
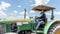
[35,12,46,29]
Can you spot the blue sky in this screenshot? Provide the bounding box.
[0,0,60,20]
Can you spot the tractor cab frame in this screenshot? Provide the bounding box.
[32,5,55,20]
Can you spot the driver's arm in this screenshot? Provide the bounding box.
[39,14,43,19]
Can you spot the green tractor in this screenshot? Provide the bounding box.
[0,5,60,34]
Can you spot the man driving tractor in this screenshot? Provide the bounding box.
[35,11,47,29]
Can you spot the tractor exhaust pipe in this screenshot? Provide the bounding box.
[24,9,26,19]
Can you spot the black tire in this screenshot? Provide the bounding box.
[25,31,31,34]
[48,23,60,34]
[18,31,31,34]
[18,31,25,34]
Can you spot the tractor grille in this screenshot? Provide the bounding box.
[0,24,6,34]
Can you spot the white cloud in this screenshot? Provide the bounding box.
[9,10,18,16]
[54,11,60,15]
[17,5,21,8]
[25,16,29,19]
[0,10,7,18]
[30,4,34,6]
[32,0,50,6]
[7,11,29,20]
[6,16,29,20]
[54,12,60,20]
[13,10,18,14]
[0,1,11,10]
[45,11,60,20]
[46,12,51,15]
[29,0,32,2]
[26,0,32,2]
[30,10,35,13]
[19,11,25,15]
[0,1,11,19]
[46,11,60,15]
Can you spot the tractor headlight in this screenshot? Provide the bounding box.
[17,22,23,25]
[22,22,28,24]
[17,22,29,25]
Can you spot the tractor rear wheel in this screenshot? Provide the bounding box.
[48,23,60,34]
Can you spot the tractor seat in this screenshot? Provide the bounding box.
[43,18,47,24]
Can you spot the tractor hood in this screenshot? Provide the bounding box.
[0,19,32,22]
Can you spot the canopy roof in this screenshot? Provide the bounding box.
[32,5,55,12]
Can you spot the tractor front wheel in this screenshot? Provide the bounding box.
[25,31,31,34]
[18,30,31,34]
[48,23,60,34]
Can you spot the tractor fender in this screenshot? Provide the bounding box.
[44,20,59,34]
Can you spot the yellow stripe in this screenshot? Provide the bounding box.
[5,20,31,22]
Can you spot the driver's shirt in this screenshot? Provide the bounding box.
[40,14,43,17]
[36,14,43,22]
[39,13,46,20]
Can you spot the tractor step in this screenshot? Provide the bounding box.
[32,28,44,34]
[32,30,43,33]
[31,33,43,34]
[38,28,44,31]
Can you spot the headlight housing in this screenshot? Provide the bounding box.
[17,22,29,26]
